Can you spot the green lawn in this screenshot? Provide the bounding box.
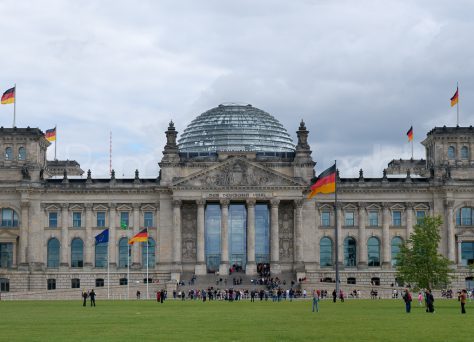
[0,298,471,341]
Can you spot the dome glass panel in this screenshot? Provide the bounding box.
[178,104,295,153]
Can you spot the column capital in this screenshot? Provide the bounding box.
[246,198,256,207]
[220,199,230,207]
[132,203,141,209]
[405,202,414,210]
[357,202,367,209]
[172,199,182,208]
[20,201,30,209]
[108,203,117,209]
[294,199,304,208]
[61,203,69,210]
[270,198,280,208]
[382,202,391,210]
[84,203,93,210]
[445,200,455,208]
[196,199,206,207]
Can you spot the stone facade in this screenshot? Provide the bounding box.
[1,119,474,293]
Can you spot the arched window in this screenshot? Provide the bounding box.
[461,146,469,159]
[118,237,129,268]
[320,237,333,267]
[391,237,403,266]
[448,146,455,159]
[456,207,474,226]
[142,237,156,268]
[18,147,26,161]
[344,237,357,267]
[95,241,108,268]
[1,208,19,227]
[71,238,84,268]
[47,238,60,268]
[5,147,12,160]
[367,237,380,267]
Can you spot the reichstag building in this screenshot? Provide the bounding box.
[1,104,474,293]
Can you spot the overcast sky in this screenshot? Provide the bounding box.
[0,0,472,178]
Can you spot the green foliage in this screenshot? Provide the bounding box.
[396,215,452,289]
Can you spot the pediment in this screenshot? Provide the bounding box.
[366,204,381,210]
[141,204,158,211]
[173,157,305,188]
[44,204,60,211]
[318,203,333,211]
[343,203,357,210]
[93,204,108,211]
[0,229,19,242]
[413,203,430,210]
[69,204,83,211]
[390,204,405,211]
[116,204,132,211]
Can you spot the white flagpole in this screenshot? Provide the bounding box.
[13,84,16,128]
[457,82,460,126]
[107,239,110,300]
[146,235,149,300]
[127,242,130,300]
[54,125,57,160]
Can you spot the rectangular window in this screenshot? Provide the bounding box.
[95,278,105,287]
[461,208,472,226]
[369,211,378,227]
[144,212,153,227]
[0,278,9,292]
[47,278,56,290]
[345,212,354,226]
[321,211,330,227]
[71,278,80,289]
[72,212,82,228]
[392,211,402,226]
[416,210,426,225]
[0,243,13,268]
[120,212,129,228]
[48,212,58,228]
[1,208,18,227]
[96,212,106,227]
[119,278,128,286]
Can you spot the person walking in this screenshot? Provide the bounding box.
[82,290,88,307]
[425,289,434,313]
[332,289,337,303]
[418,292,423,306]
[89,289,96,307]
[402,289,412,313]
[460,289,467,314]
[312,289,320,313]
[339,290,344,303]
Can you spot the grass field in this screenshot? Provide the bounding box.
[0,298,471,341]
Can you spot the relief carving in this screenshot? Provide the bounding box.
[279,203,294,262]
[181,203,197,262]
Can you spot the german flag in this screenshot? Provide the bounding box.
[407,126,413,142]
[451,87,459,107]
[1,87,15,104]
[128,228,148,244]
[45,127,56,142]
[308,164,336,199]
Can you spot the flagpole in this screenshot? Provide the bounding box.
[457,82,459,126]
[54,125,57,160]
[411,126,413,159]
[127,241,130,300]
[146,234,149,300]
[107,239,110,299]
[334,160,340,296]
[13,84,16,128]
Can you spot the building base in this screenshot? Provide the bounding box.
[194,263,207,275]
[245,262,257,276]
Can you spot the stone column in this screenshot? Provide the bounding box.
[458,240,463,265]
[314,203,321,268]
[219,199,230,275]
[357,202,368,269]
[294,199,304,271]
[60,203,69,267]
[382,203,391,268]
[19,201,29,266]
[84,203,93,267]
[195,199,207,275]
[336,205,343,269]
[446,200,456,263]
[109,203,117,268]
[270,199,281,274]
[246,199,256,275]
[172,200,182,268]
[132,203,141,268]
[406,203,414,240]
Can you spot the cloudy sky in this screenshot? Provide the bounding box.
[0,0,472,178]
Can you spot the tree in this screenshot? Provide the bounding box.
[396,215,452,289]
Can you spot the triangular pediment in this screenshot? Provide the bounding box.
[0,229,19,242]
[44,204,60,211]
[116,204,132,211]
[93,204,108,211]
[69,204,83,211]
[173,157,305,188]
[141,204,158,211]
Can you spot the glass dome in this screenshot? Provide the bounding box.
[178,104,295,153]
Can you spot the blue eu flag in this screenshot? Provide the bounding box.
[95,229,109,244]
